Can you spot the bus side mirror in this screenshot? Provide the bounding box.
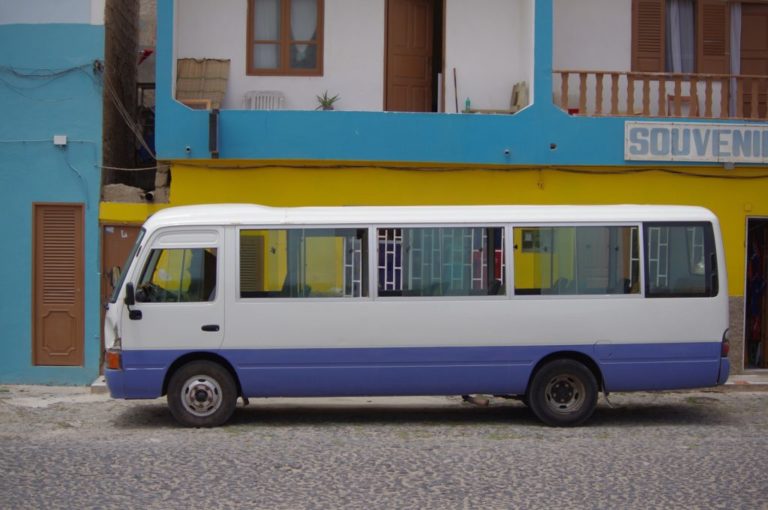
[109,266,121,288]
[125,283,136,306]
[124,283,143,320]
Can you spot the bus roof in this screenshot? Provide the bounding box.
[142,204,718,231]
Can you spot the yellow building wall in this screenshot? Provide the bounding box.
[99,161,768,296]
[240,230,288,292]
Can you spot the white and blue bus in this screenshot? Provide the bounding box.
[104,204,730,427]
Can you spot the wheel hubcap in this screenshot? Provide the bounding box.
[181,376,222,417]
[544,374,585,414]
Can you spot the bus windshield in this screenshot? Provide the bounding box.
[109,228,145,303]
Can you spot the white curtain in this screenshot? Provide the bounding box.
[290,0,318,65]
[253,0,280,69]
[730,3,742,116]
[665,0,695,73]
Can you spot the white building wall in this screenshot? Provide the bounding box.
[0,0,104,25]
[552,0,631,113]
[175,0,533,112]
[176,0,385,111]
[444,0,531,113]
[553,0,630,72]
[517,0,534,105]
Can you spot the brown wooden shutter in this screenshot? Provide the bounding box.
[632,0,665,72]
[697,0,730,74]
[33,204,84,366]
[239,234,265,294]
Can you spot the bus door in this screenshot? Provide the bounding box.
[121,229,224,351]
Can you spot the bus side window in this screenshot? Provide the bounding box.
[513,226,639,296]
[376,227,505,297]
[644,223,716,298]
[239,228,368,298]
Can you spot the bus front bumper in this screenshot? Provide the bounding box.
[105,367,165,399]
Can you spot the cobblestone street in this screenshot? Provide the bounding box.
[1,386,767,509]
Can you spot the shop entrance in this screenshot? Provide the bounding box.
[746,218,768,369]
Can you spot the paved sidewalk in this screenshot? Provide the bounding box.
[2,383,768,509]
[721,373,768,391]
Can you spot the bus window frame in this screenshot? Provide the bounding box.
[234,222,668,301]
[236,225,371,301]
[373,224,508,300]
[642,221,718,299]
[509,222,644,299]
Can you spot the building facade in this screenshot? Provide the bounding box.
[0,1,106,384]
[100,0,768,374]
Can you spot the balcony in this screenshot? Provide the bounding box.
[553,0,768,122]
[172,0,534,114]
[156,0,767,166]
[553,70,768,120]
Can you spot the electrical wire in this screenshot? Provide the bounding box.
[5,65,767,181]
[1,61,157,167]
[169,161,768,180]
[0,139,98,144]
[0,63,94,102]
[100,70,157,161]
[1,62,158,163]
[0,63,93,79]
[100,164,168,172]
[61,149,91,210]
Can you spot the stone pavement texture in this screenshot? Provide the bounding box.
[1,384,768,509]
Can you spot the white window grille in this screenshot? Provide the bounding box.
[378,229,403,291]
[343,235,363,297]
[648,227,669,287]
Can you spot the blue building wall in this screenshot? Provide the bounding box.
[155,0,765,167]
[151,0,630,164]
[0,23,104,384]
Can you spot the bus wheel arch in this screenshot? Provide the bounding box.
[162,352,242,398]
[526,352,603,427]
[166,357,239,427]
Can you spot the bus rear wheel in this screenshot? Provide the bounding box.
[527,359,598,427]
[167,361,237,427]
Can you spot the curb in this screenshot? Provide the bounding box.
[719,382,768,392]
[703,374,768,392]
[89,375,108,395]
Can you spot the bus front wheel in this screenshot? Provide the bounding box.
[527,359,598,427]
[167,361,237,427]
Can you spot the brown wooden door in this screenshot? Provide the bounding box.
[100,224,141,366]
[33,204,84,366]
[741,4,768,118]
[385,0,434,112]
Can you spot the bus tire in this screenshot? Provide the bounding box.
[527,359,597,427]
[167,360,237,427]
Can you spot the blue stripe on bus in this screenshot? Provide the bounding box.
[105,342,726,400]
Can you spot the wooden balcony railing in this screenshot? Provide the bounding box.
[554,70,768,120]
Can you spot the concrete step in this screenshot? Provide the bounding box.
[89,375,107,395]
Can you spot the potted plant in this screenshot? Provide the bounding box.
[315,91,340,111]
